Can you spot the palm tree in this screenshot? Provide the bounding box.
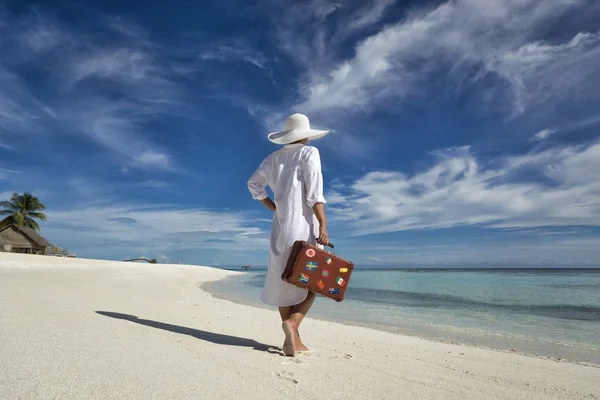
[0,192,47,231]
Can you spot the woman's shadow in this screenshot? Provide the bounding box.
[96,311,281,355]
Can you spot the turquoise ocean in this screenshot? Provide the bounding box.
[203,268,600,364]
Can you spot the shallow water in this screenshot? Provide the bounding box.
[203,268,600,364]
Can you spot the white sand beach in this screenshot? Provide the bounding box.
[1,253,599,400]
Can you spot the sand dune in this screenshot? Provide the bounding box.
[1,253,599,399]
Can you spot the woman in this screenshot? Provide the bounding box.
[247,113,330,357]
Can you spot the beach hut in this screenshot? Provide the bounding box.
[0,224,52,255]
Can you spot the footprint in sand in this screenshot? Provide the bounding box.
[282,358,303,366]
[275,370,299,384]
[330,353,354,360]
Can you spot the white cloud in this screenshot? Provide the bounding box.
[134,151,172,170]
[42,204,269,260]
[269,0,600,118]
[136,180,169,188]
[561,113,600,133]
[0,68,53,136]
[0,169,19,180]
[0,8,187,171]
[0,191,16,201]
[199,45,269,70]
[270,0,341,70]
[328,142,600,235]
[70,49,161,85]
[531,128,557,141]
[0,142,16,152]
[345,0,395,33]
[17,18,68,53]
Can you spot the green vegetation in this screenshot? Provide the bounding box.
[0,192,47,231]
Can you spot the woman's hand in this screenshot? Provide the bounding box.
[312,203,329,246]
[260,198,277,212]
[317,225,329,247]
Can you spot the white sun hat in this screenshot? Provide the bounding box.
[267,113,329,145]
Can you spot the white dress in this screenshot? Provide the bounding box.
[247,143,326,307]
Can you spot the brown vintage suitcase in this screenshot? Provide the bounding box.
[281,241,354,302]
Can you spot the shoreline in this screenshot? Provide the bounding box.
[2,253,599,399]
[203,273,600,366]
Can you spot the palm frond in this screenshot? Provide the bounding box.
[9,193,21,204]
[27,212,47,221]
[25,218,41,231]
[12,212,24,226]
[0,200,17,210]
[0,216,14,228]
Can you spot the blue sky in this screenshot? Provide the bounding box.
[1,0,600,267]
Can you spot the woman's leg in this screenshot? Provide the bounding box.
[279,305,306,351]
[278,306,293,322]
[281,291,317,356]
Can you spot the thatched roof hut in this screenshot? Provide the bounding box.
[0,224,52,254]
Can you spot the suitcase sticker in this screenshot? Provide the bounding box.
[298,273,309,284]
[282,241,354,302]
[306,261,318,271]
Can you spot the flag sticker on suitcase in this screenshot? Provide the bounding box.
[298,273,309,284]
[306,261,318,271]
[282,241,354,302]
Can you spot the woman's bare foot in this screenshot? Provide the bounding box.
[295,330,309,352]
[281,320,297,357]
[296,341,309,352]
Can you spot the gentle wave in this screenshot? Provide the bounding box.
[345,287,600,321]
[245,273,600,321]
[541,283,600,289]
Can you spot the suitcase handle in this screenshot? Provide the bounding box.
[322,242,335,254]
[317,242,335,253]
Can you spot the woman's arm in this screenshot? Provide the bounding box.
[248,157,271,203]
[248,157,276,213]
[260,198,277,212]
[312,203,328,246]
[302,147,329,246]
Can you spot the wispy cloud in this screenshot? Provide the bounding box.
[0,191,15,201]
[134,151,172,170]
[0,7,191,171]
[531,128,557,141]
[263,0,600,123]
[562,113,600,133]
[0,141,16,153]
[328,141,600,235]
[43,203,269,260]
[0,169,19,180]
[199,44,269,70]
[297,1,599,116]
[344,0,395,33]
[0,68,53,136]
